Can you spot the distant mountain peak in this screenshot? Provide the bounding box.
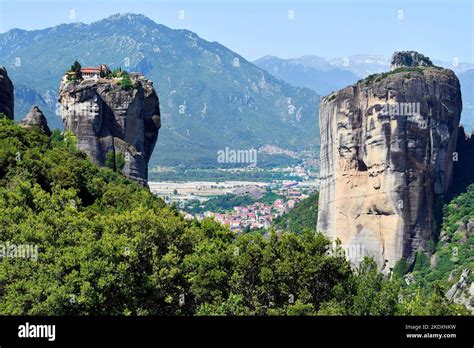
[254,55,359,95]
[106,13,150,21]
[0,14,320,168]
[293,55,328,66]
[254,55,281,62]
[93,12,159,27]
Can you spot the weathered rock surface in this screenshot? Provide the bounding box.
[20,106,51,136]
[317,52,462,270]
[446,269,473,312]
[0,67,14,120]
[390,51,433,71]
[58,74,161,185]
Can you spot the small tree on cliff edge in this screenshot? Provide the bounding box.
[70,60,81,72]
[68,60,82,80]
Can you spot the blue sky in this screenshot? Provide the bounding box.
[0,0,472,62]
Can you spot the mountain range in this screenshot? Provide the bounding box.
[2,14,472,171]
[0,13,320,168]
[253,55,360,96]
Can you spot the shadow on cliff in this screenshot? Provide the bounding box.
[450,126,474,198]
[432,126,474,243]
[430,126,474,246]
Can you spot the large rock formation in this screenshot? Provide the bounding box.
[317,51,462,270]
[58,73,161,185]
[20,106,51,136]
[0,67,14,120]
[390,51,433,71]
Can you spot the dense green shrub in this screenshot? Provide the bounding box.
[117,75,133,90]
[272,192,319,233]
[0,120,469,316]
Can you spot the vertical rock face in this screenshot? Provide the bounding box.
[58,74,161,185]
[20,106,51,136]
[317,52,462,270]
[0,67,14,120]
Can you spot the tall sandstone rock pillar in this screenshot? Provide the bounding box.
[0,67,14,120]
[317,51,462,270]
[58,73,161,186]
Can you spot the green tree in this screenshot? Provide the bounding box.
[0,120,470,316]
[195,293,251,315]
[272,192,319,233]
[115,152,125,172]
[286,300,315,316]
[351,258,399,315]
[70,60,82,73]
[63,131,77,151]
[105,151,115,170]
[68,60,83,80]
[118,75,133,90]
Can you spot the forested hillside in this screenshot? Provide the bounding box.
[272,193,319,233]
[0,13,320,168]
[400,185,473,311]
[0,119,468,315]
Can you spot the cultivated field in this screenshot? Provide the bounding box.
[149,181,270,201]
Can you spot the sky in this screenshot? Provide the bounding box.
[0,0,472,63]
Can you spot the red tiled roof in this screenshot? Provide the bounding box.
[81,67,100,73]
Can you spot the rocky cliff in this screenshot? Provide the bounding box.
[317,51,462,270]
[0,67,14,120]
[58,74,161,185]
